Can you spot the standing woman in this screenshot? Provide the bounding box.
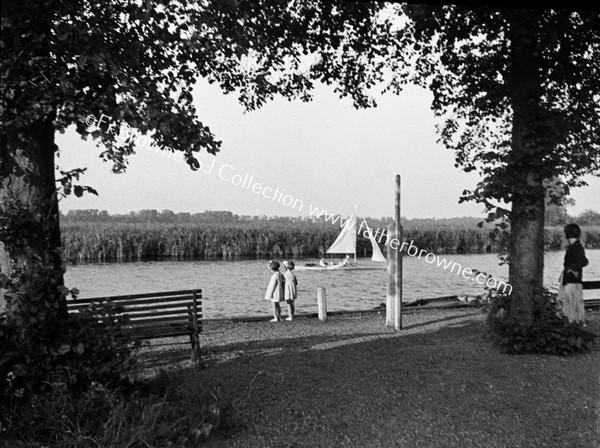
[558,224,589,324]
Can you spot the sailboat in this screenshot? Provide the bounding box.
[366,227,387,263]
[296,214,386,270]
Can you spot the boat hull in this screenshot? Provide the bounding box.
[295,263,349,271]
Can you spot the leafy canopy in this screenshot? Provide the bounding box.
[384,4,600,219]
[2,1,393,174]
[3,1,598,218]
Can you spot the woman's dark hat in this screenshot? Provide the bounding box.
[564,223,581,238]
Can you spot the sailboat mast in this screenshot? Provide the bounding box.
[354,204,358,262]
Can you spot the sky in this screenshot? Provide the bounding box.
[56,79,600,220]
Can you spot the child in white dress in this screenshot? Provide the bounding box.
[283,260,298,321]
[265,260,285,322]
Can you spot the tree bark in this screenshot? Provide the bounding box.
[0,119,66,318]
[1,1,66,319]
[507,10,546,324]
[508,180,545,323]
[0,241,10,311]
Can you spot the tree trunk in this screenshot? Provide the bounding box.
[508,180,545,323]
[507,10,546,324]
[0,241,10,311]
[0,119,66,318]
[1,2,65,319]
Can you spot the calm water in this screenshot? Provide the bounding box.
[64,250,600,319]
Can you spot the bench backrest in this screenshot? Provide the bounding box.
[67,289,202,339]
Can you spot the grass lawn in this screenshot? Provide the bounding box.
[5,307,597,447]
[139,307,600,448]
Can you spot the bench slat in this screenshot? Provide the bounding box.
[79,289,201,302]
[122,317,193,325]
[67,294,201,308]
[119,324,194,335]
[583,281,600,290]
[125,317,201,326]
[70,310,202,324]
[68,301,198,313]
[119,329,190,337]
[123,329,193,339]
[122,323,192,331]
[96,313,202,323]
[110,295,201,307]
[82,315,201,324]
[120,309,196,320]
[118,330,191,339]
[124,315,195,325]
[119,310,190,320]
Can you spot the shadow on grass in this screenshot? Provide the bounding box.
[142,312,594,448]
[138,310,486,369]
[402,310,484,331]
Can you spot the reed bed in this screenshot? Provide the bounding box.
[60,220,600,264]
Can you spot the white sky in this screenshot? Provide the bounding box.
[56,79,600,219]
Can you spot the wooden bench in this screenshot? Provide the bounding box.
[583,281,600,310]
[67,289,202,361]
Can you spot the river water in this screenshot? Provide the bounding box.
[64,250,600,319]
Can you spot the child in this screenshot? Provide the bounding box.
[264,260,285,322]
[283,260,298,321]
[558,223,589,324]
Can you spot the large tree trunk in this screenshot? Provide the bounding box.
[0,241,10,311]
[1,2,65,318]
[0,119,66,318]
[508,179,545,323]
[507,10,546,324]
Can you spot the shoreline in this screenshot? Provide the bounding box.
[61,249,583,266]
[202,295,478,323]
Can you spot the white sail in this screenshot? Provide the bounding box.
[326,214,357,255]
[368,229,387,262]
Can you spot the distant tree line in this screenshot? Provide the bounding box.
[60,207,600,226]
[544,203,600,226]
[59,209,600,264]
[61,209,246,224]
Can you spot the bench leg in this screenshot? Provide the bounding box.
[189,293,202,363]
[193,332,200,362]
[190,334,196,362]
[190,332,201,362]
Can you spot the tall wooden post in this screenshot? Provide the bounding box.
[354,204,358,262]
[394,175,403,331]
[386,223,396,327]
